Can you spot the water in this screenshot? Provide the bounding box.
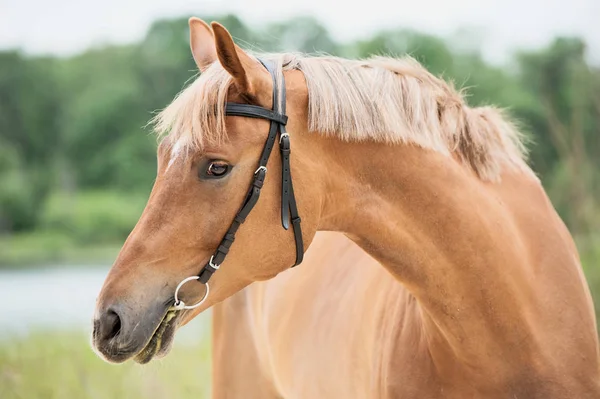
[0,266,208,341]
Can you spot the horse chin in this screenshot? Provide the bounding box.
[133,309,180,364]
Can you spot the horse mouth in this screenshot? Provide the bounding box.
[134,308,181,364]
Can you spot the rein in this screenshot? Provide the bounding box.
[173,59,304,310]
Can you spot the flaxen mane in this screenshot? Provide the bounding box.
[153,53,529,181]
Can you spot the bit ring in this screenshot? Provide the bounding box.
[172,277,210,310]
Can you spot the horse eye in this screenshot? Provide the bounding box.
[204,161,231,179]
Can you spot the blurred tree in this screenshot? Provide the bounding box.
[262,16,339,54]
[136,18,197,112]
[55,46,154,190]
[349,30,454,76]
[0,52,60,231]
[517,38,600,233]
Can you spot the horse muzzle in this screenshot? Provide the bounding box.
[92,298,179,364]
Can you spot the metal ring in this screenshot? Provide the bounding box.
[254,165,267,175]
[279,133,290,143]
[172,277,210,310]
[208,255,220,270]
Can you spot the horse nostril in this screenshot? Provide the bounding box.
[99,308,122,341]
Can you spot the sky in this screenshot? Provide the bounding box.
[1,0,599,64]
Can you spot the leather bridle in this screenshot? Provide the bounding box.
[173,59,304,310]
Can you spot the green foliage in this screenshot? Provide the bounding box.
[41,191,147,244]
[0,230,121,267]
[0,230,76,266]
[0,330,211,399]
[0,150,38,231]
[0,190,145,267]
[56,46,156,190]
[262,16,339,54]
[0,52,59,231]
[351,29,455,76]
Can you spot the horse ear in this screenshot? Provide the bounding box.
[211,21,266,95]
[189,17,217,72]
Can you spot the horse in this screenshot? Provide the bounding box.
[92,17,600,398]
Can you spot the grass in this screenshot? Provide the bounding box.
[0,190,146,268]
[0,231,122,268]
[0,331,211,399]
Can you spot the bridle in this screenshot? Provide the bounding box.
[173,59,304,310]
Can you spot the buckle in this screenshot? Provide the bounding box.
[254,166,267,175]
[208,255,220,270]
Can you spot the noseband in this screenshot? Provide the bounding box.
[173,59,304,310]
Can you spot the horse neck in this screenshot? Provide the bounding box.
[303,134,538,368]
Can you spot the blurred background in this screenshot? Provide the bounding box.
[1,1,599,398]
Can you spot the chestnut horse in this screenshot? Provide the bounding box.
[92,18,600,398]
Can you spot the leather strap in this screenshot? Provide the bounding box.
[198,169,266,283]
[280,135,304,265]
[280,135,291,230]
[273,65,303,265]
[225,104,288,125]
[197,58,304,284]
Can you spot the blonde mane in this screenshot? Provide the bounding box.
[153,53,529,180]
